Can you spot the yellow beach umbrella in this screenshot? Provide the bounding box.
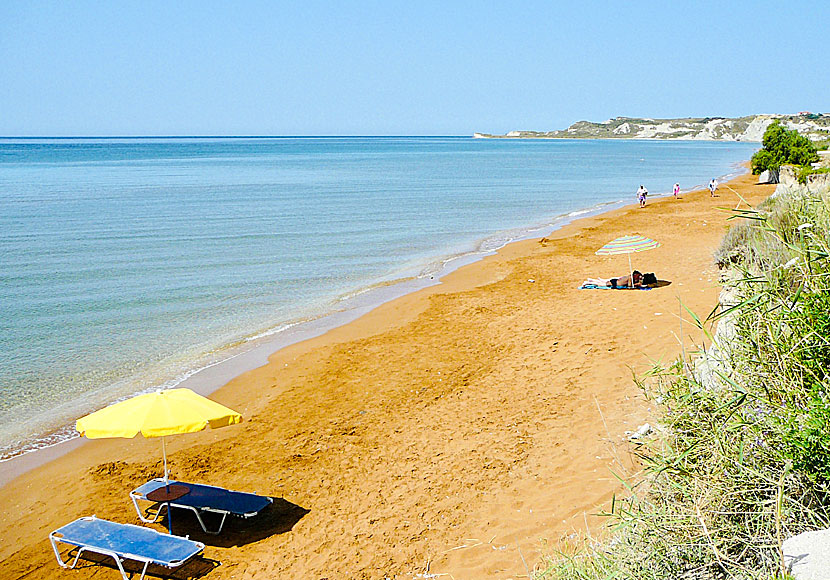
[596,234,660,286]
[77,388,242,479]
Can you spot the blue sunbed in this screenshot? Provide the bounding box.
[50,516,204,580]
[130,478,273,534]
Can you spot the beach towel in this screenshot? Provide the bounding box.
[579,284,652,290]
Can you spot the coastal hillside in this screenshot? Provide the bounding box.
[475,113,830,142]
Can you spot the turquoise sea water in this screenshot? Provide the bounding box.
[0,137,758,460]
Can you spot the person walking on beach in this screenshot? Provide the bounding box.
[637,185,648,208]
[708,178,718,197]
[673,182,680,199]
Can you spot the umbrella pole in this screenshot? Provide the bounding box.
[627,253,633,288]
[162,436,173,534]
[162,436,169,482]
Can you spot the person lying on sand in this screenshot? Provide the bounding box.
[582,271,657,289]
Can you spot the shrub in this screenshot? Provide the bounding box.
[751,122,819,174]
[796,166,830,185]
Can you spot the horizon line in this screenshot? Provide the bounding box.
[0,134,472,140]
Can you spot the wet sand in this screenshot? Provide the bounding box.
[0,172,773,579]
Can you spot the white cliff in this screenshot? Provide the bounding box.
[477,113,830,142]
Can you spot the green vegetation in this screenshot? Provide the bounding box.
[751,121,819,174]
[796,166,830,185]
[536,190,830,579]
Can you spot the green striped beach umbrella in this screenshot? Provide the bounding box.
[596,235,660,287]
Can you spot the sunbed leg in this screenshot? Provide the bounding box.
[138,560,150,580]
[216,512,228,534]
[130,492,162,524]
[194,510,228,534]
[112,556,131,580]
[50,534,86,570]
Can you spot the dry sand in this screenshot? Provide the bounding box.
[0,172,773,580]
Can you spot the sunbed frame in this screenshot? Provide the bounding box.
[50,516,204,580]
[130,478,273,534]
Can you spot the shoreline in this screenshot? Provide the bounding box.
[0,159,747,487]
[0,197,626,484]
[1,138,757,471]
[0,169,775,578]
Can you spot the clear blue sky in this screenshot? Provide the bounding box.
[1,0,828,136]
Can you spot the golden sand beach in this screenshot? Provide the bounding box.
[0,171,774,580]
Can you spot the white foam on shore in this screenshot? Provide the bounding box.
[0,161,751,486]
[0,195,624,471]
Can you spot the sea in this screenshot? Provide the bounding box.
[0,136,758,463]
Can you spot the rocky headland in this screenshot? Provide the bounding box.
[475,113,830,142]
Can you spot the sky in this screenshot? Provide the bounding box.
[1,0,828,136]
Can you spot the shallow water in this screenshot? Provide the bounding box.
[0,136,758,459]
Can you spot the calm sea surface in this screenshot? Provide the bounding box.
[0,137,757,459]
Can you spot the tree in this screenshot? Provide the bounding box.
[751,121,819,174]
